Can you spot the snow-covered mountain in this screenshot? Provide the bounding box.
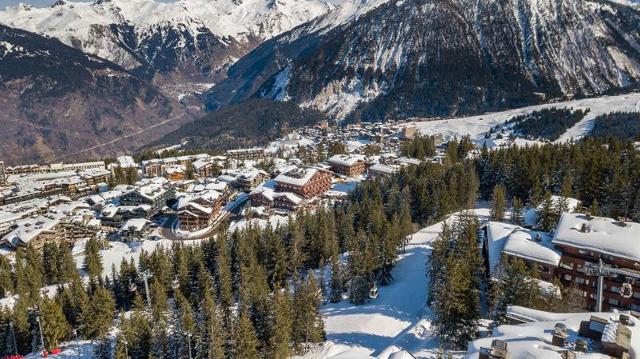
[0,0,341,84]
[207,0,640,121]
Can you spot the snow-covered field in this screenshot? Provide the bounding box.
[301,207,491,359]
[408,92,640,146]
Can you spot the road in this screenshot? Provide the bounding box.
[69,113,187,156]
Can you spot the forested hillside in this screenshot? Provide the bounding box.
[152,99,326,151]
[590,112,640,140]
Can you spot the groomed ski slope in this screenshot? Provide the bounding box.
[408,92,640,145]
[300,208,491,359]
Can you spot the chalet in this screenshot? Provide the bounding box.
[119,218,153,243]
[250,186,304,212]
[328,155,366,177]
[553,213,640,312]
[274,168,332,199]
[367,163,399,180]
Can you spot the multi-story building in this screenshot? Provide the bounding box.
[177,191,224,231]
[274,168,332,199]
[5,161,105,175]
[119,180,175,218]
[0,161,6,187]
[233,169,270,192]
[225,147,265,161]
[328,155,366,177]
[553,213,640,312]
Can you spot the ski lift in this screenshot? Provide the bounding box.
[369,284,379,299]
[621,282,633,299]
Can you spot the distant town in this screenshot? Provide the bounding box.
[0,118,639,359]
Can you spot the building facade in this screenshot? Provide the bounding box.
[328,155,366,177]
[553,213,640,312]
[274,168,332,199]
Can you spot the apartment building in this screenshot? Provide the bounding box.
[328,155,366,177]
[274,168,332,199]
[553,213,640,312]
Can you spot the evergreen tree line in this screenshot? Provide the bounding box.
[498,107,589,141]
[590,111,640,140]
[476,138,640,221]
[110,166,139,186]
[400,135,437,159]
[429,213,483,350]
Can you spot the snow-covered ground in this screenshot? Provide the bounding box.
[407,92,640,147]
[301,207,491,359]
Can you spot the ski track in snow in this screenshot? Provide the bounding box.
[407,92,640,145]
[301,207,490,359]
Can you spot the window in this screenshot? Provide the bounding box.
[560,262,574,270]
[608,298,620,306]
[575,277,586,285]
[564,274,572,281]
[610,286,620,294]
[578,249,591,256]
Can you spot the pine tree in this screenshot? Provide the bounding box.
[232,304,259,359]
[84,286,116,339]
[491,257,541,324]
[292,274,324,353]
[490,185,507,221]
[0,255,14,298]
[39,297,70,350]
[538,191,556,232]
[84,237,103,279]
[329,255,343,303]
[511,197,524,226]
[267,287,293,359]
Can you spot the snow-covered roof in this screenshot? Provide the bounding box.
[274,192,303,205]
[328,154,365,167]
[467,306,640,359]
[368,163,398,174]
[274,168,319,187]
[553,212,640,262]
[502,229,561,267]
[120,218,150,233]
[485,222,520,276]
[116,156,137,168]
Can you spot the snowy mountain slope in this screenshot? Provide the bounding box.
[298,208,491,359]
[406,92,640,147]
[208,0,640,121]
[0,0,342,83]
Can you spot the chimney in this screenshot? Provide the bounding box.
[552,323,568,347]
[618,217,627,227]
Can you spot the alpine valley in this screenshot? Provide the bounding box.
[2,0,640,161]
